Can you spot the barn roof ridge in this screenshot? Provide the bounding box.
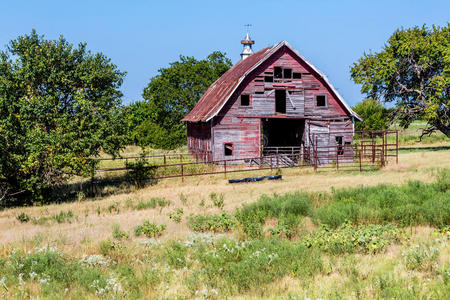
[182,41,361,122]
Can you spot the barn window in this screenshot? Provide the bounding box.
[240,94,250,106]
[275,90,286,114]
[274,67,283,79]
[224,143,233,156]
[316,94,327,107]
[283,68,292,78]
[264,76,273,82]
[335,136,344,155]
[293,72,302,79]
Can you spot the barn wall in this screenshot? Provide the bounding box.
[186,122,212,160]
[211,118,260,161]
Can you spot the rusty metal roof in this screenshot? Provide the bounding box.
[182,41,361,122]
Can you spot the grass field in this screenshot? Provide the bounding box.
[0,129,449,299]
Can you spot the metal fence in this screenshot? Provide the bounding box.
[92,130,398,183]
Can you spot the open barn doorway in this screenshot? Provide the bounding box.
[261,118,305,155]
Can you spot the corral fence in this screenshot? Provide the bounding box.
[91,130,398,185]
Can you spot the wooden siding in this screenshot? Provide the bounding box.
[186,122,212,159]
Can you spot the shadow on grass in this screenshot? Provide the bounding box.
[398,145,450,153]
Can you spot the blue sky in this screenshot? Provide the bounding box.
[1,0,448,106]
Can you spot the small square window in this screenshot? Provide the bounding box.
[316,95,327,107]
[264,76,273,82]
[240,94,250,106]
[283,68,292,78]
[274,67,282,79]
[224,143,233,156]
[293,72,302,79]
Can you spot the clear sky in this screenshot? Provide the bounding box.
[1,0,448,106]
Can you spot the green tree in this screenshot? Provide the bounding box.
[352,99,390,131]
[140,51,232,149]
[122,101,149,144]
[350,24,449,138]
[0,30,127,205]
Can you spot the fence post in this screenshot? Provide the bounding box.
[371,139,375,163]
[164,154,166,165]
[336,145,339,171]
[270,156,273,170]
[396,131,399,164]
[181,163,184,182]
[224,160,227,178]
[359,149,362,172]
[180,154,183,163]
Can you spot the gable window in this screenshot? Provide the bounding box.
[335,136,344,155]
[316,94,327,107]
[293,72,302,79]
[275,90,286,114]
[283,68,292,78]
[274,67,283,79]
[224,143,233,156]
[240,94,250,106]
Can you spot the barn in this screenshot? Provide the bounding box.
[182,35,361,164]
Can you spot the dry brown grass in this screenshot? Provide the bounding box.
[0,148,449,253]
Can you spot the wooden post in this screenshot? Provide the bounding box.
[181,163,184,182]
[371,138,375,163]
[359,149,362,172]
[180,154,183,163]
[336,145,339,171]
[396,131,399,164]
[164,154,166,165]
[224,160,227,177]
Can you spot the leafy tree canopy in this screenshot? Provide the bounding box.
[140,51,232,149]
[0,30,127,205]
[352,99,390,131]
[350,24,449,138]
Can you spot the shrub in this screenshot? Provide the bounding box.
[402,243,440,272]
[112,224,129,240]
[17,212,30,223]
[125,155,157,188]
[168,208,184,223]
[303,222,404,254]
[135,197,170,210]
[107,202,120,214]
[187,211,236,233]
[134,221,166,238]
[52,210,74,223]
[209,192,224,209]
[166,242,187,269]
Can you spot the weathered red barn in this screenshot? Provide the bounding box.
[182,36,361,164]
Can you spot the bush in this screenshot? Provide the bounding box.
[134,221,166,238]
[187,211,236,233]
[17,212,30,223]
[210,192,224,209]
[402,243,440,272]
[352,99,390,131]
[303,222,404,254]
[125,155,157,188]
[168,208,184,223]
[134,197,170,210]
[112,224,129,240]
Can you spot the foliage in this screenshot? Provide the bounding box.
[303,222,404,254]
[402,243,440,272]
[134,197,170,210]
[314,170,450,228]
[138,51,232,149]
[168,208,184,223]
[112,224,129,240]
[125,154,158,188]
[350,24,450,137]
[0,30,127,205]
[187,211,236,233]
[352,99,390,130]
[134,221,166,238]
[121,101,149,144]
[16,212,31,223]
[209,192,224,209]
